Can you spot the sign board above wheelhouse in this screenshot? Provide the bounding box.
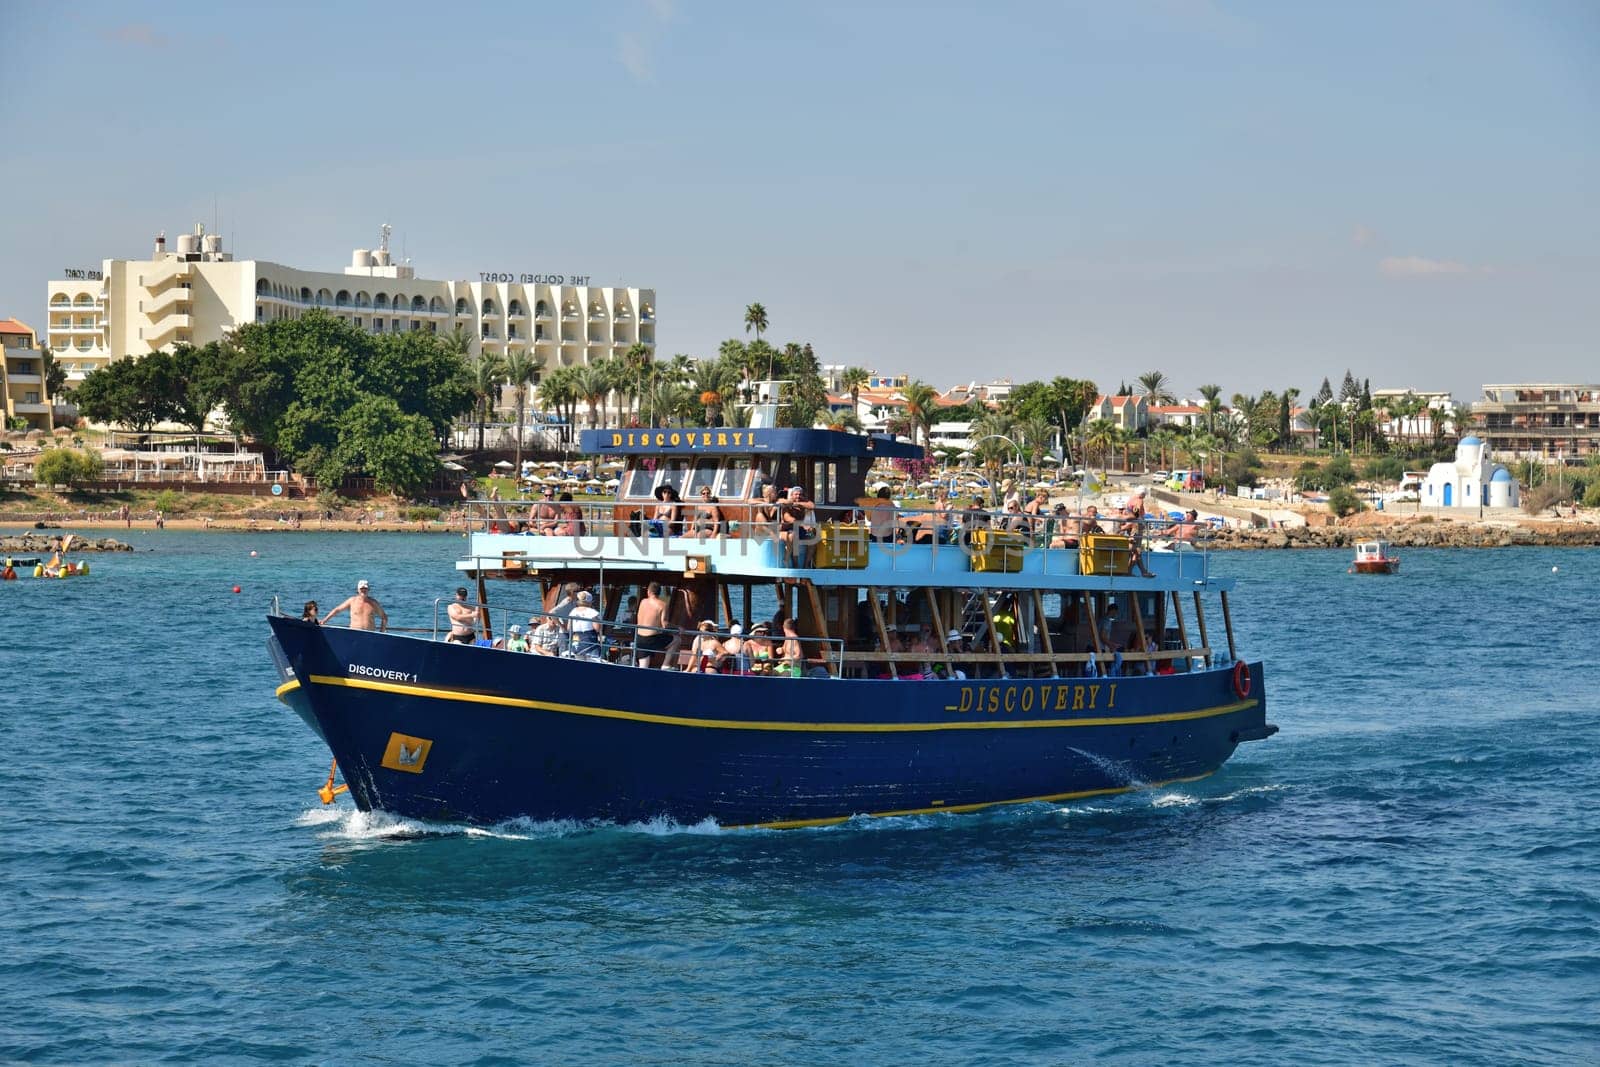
[580,428,924,459]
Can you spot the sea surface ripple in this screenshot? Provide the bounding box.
[1,531,1595,1064]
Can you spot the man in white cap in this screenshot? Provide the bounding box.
[943,627,969,679]
[322,579,388,631]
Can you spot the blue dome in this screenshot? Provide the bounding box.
[1491,467,1513,482]
[1460,435,1482,446]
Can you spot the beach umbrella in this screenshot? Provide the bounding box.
[603,478,621,488]
[493,460,515,470]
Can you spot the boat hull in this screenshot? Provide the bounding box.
[267,617,1273,829]
[1351,560,1400,574]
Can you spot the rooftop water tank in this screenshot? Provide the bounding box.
[202,233,222,256]
[373,248,391,267]
[176,234,198,257]
[352,249,372,269]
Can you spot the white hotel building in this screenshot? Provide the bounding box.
[46,225,655,385]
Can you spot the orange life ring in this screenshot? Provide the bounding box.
[1232,660,1251,698]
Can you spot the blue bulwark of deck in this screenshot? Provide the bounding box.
[579,427,925,459]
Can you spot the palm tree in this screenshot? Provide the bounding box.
[1017,416,1054,478]
[502,350,544,468]
[1198,384,1222,435]
[840,366,869,416]
[1137,370,1174,406]
[827,409,865,434]
[1085,419,1118,470]
[573,363,610,429]
[899,380,940,449]
[468,353,506,452]
[689,359,731,427]
[743,302,769,344]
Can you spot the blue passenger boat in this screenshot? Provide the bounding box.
[267,385,1276,829]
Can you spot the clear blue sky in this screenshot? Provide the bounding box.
[2,1,1595,403]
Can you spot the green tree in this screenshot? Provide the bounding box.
[899,380,940,449]
[743,302,769,344]
[331,396,441,496]
[841,366,869,413]
[34,447,102,487]
[1198,383,1222,435]
[1085,419,1118,469]
[169,341,230,435]
[468,353,506,452]
[573,363,610,428]
[71,352,177,431]
[1137,370,1174,406]
[502,349,544,468]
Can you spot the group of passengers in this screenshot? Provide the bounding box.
[440,579,814,675]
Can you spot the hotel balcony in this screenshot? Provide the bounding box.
[12,402,49,415]
[141,287,191,315]
[141,315,193,344]
[7,372,43,386]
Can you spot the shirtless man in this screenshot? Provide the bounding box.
[322,579,388,631]
[633,581,672,666]
[445,586,478,643]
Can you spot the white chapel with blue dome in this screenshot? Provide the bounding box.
[1422,436,1519,509]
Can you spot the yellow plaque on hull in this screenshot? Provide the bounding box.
[381,732,433,774]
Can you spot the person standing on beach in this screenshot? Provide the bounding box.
[322,579,388,631]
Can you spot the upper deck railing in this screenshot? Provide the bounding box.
[459,497,1212,580]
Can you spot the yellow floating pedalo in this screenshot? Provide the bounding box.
[969,528,1026,573]
[814,523,869,569]
[1079,533,1132,576]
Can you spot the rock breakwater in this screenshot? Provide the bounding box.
[1208,521,1600,550]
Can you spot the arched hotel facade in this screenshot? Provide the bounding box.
[45,227,655,386]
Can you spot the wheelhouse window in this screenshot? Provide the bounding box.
[656,459,691,496]
[622,464,656,499]
[685,458,721,497]
[717,459,753,499]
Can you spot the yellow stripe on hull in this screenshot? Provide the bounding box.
[290,673,1257,734]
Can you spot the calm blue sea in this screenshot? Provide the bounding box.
[1,530,1595,1065]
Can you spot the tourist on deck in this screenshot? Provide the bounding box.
[861,484,899,543]
[779,617,805,675]
[1171,509,1200,541]
[530,614,564,656]
[446,586,478,643]
[779,487,816,565]
[745,621,775,671]
[504,624,529,653]
[998,499,1031,534]
[322,580,388,631]
[691,485,724,537]
[1048,504,1078,549]
[299,601,319,624]
[916,488,955,545]
[1076,505,1105,539]
[687,621,724,673]
[1000,478,1021,510]
[752,484,781,541]
[633,582,672,666]
[721,623,749,674]
[650,486,683,538]
[555,492,585,536]
[568,590,603,659]
[530,487,559,533]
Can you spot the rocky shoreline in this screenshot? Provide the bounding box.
[1207,521,1600,550]
[1,534,134,554]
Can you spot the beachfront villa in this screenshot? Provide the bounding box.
[1422,436,1519,509]
[45,224,655,387]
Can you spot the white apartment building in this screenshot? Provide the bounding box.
[45,224,655,385]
